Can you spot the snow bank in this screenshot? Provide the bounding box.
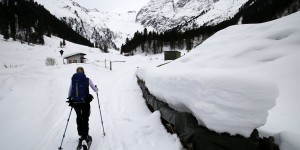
[136,12,300,138]
[274,132,300,150]
[137,67,278,137]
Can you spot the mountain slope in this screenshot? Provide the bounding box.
[136,0,249,32]
[35,0,145,50]
[0,0,93,47]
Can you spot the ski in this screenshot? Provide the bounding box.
[76,138,83,150]
[82,136,92,150]
[77,136,92,150]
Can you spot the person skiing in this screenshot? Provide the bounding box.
[68,67,98,150]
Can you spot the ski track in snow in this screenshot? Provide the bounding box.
[60,63,181,150]
[91,62,179,150]
[0,46,181,150]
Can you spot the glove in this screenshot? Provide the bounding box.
[66,100,74,107]
[87,94,94,103]
[69,102,74,107]
[95,85,99,92]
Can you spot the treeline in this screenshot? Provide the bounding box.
[239,0,300,24]
[0,0,93,46]
[120,26,216,55]
[121,17,239,55]
[121,0,300,55]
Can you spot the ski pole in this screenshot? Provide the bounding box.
[58,107,73,150]
[95,85,106,136]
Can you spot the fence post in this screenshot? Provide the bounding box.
[110,61,112,71]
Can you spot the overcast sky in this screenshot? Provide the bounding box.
[72,0,150,13]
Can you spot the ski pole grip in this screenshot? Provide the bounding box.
[95,85,99,94]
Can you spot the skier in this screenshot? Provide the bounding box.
[68,67,98,150]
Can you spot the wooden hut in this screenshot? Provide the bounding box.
[64,52,86,64]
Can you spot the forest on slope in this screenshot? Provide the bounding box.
[121,0,300,55]
[0,0,93,47]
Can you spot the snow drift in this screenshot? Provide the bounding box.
[137,67,279,137]
[136,12,300,138]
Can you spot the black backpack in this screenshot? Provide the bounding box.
[70,73,89,102]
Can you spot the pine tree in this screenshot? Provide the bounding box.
[143,28,148,38]
[120,44,124,54]
[39,36,44,45]
[103,44,108,53]
[186,38,192,51]
[141,41,145,52]
[3,26,9,40]
[62,39,66,47]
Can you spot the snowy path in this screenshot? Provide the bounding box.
[87,61,181,150]
[0,36,181,150]
[0,58,181,150]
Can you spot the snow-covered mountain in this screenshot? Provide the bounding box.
[136,0,249,31]
[35,0,251,49]
[35,0,145,50]
[34,0,252,49]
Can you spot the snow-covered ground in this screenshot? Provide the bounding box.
[1,11,300,150]
[0,36,181,150]
[137,11,300,150]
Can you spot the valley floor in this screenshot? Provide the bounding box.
[0,37,182,150]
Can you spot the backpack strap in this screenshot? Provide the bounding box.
[86,78,90,95]
[86,77,94,103]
